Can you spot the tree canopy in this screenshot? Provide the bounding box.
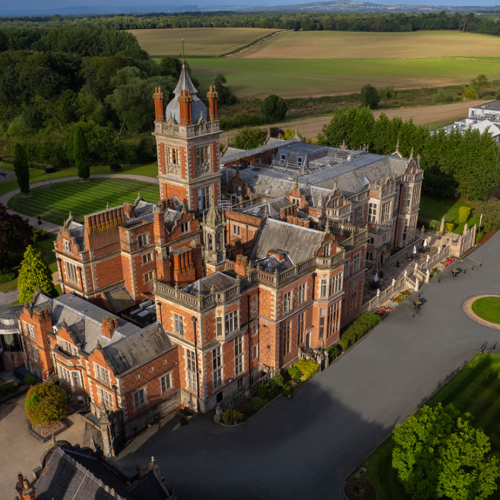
[17,244,57,304]
[25,383,68,426]
[231,126,267,150]
[74,124,89,180]
[392,403,499,500]
[261,94,288,122]
[360,84,380,109]
[13,142,30,195]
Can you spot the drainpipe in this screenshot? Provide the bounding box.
[191,316,200,413]
[247,294,252,383]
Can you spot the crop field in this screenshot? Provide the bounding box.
[239,30,500,59]
[129,27,277,57]
[186,56,500,99]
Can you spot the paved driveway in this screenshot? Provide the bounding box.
[113,234,500,500]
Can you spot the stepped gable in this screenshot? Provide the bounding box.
[165,63,207,124]
[252,218,325,265]
[103,322,173,376]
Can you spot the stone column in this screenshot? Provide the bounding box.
[99,411,112,457]
[425,269,430,283]
[415,279,420,292]
[440,217,445,233]
[214,404,222,423]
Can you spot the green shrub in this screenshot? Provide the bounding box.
[25,383,68,426]
[327,345,340,362]
[445,222,455,233]
[0,271,16,283]
[476,231,485,243]
[292,359,319,381]
[9,383,18,394]
[269,374,284,389]
[23,376,37,386]
[283,384,292,397]
[458,206,471,224]
[221,408,244,425]
[256,383,270,400]
[250,397,266,411]
[288,365,303,382]
[339,312,381,351]
[0,387,8,398]
[0,383,18,398]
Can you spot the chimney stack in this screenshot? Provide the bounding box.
[102,315,120,339]
[178,90,193,126]
[207,85,218,122]
[153,86,165,122]
[20,479,35,500]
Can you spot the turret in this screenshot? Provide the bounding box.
[207,85,218,122]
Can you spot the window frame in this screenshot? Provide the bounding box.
[368,203,377,223]
[174,313,184,336]
[133,388,146,410]
[160,372,172,394]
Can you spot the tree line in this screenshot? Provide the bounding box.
[0,25,212,168]
[1,11,499,36]
[318,107,500,200]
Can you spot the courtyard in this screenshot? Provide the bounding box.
[110,232,500,500]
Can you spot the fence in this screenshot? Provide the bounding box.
[221,371,273,411]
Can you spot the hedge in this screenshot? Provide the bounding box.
[458,206,471,224]
[288,359,319,382]
[0,271,16,283]
[338,312,381,351]
[445,222,455,233]
[476,231,485,243]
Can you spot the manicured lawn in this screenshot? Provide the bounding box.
[8,178,160,225]
[363,353,500,499]
[0,161,158,197]
[419,193,480,234]
[472,297,500,325]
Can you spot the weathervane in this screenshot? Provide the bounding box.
[179,38,189,63]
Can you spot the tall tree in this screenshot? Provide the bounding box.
[392,403,499,500]
[0,203,33,273]
[13,142,30,195]
[73,124,89,180]
[261,94,288,123]
[360,84,380,109]
[17,245,57,304]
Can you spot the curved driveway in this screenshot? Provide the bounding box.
[0,174,158,233]
[113,234,500,500]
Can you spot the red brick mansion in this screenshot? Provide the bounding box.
[6,64,423,451]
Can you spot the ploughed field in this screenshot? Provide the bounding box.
[128,27,277,57]
[8,178,160,226]
[135,29,500,99]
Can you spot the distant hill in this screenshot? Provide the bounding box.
[1,0,499,16]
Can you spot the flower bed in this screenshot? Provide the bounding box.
[375,288,414,317]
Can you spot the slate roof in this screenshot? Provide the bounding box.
[222,146,245,158]
[221,137,301,165]
[241,196,296,219]
[253,253,294,273]
[32,293,140,353]
[34,447,169,500]
[183,271,236,296]
[103,323,173,376]
[164,208,181,232]
[102,288,137,314]
[470,100,500,112]
[252,218,326,265]
[166,63,207,124]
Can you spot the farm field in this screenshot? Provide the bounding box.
[219,100,489,143]
[7,178,160,225]
[128,27,277,57]
[186,56,500,99]
[239,30,500,59]
[363,353,500,500]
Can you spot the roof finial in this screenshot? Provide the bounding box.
[106,202,109,210]
[396,139,400,153]
[182,38,185,64]
[325,218,330,233]
[409,147,414,161]
[294,176,298,189]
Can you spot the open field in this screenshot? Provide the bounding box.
[220,100,489,143]
[7,178,160,225]
[129,27,277,57]
[187,57,500,99]
[239,30,500,59]
[364,353,500,500]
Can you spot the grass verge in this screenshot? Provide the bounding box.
[472,297,500,325]
[363,353,500,500]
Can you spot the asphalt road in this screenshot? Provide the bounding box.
[113,233,500,500]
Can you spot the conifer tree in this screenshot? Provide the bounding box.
[13,143,30,195]
[74,125,90,180]
[18,245,57,304]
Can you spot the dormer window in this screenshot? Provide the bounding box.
[297,157,303,167]
[280,154,286,163]
[63,240,71,253]
[138,233,148,248]
[323,243,330,257]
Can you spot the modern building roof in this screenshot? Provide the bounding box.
[470,120,500,138]
[470,100,500,112]
[34,447,169,500]
[252,218,326,265]
[102,288,137,314]
[166,63,207,124]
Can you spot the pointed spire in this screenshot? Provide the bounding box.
[106,202,109,210]
[396,139,400,153]
[205,195,221,227]
[340,140,346,150]
[409,147,414,161]
[294,176,298,190]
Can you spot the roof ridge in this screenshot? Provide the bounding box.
[266,217,320,234]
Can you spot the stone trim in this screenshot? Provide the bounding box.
[462,295,500,331]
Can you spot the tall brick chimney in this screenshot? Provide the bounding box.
[235,254,248,276]
[20,479,35,500]
[102,315,120,339]
[172,247,196,287]
[153,86,165,122]
[178,90,193,126]
[207,85,218,122]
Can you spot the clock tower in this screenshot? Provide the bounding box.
[153,65,222,215]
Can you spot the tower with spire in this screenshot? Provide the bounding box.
[153,58,222,215]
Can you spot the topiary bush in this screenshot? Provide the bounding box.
[282,384,292,397]
[23,376,37,386]
[25,383,68,427]
[221,408,244,425]
[288,365,303,382]
[292,359,319,382]
[445,222,455,233]
[459,206,471,224]
[268,374,284,390]
[256,383,270,400]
